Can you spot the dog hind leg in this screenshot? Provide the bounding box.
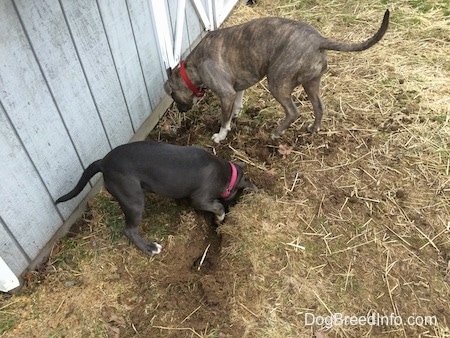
[302,77,324,133]
[269,82,300,138]
[107,180,162,255]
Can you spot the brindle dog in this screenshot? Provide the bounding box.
[165,10,389,142]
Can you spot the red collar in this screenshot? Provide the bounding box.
[221,162,238,199]
[179,61,205,97]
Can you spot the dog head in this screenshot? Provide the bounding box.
[222,161,257,203]
[164,71,195,112]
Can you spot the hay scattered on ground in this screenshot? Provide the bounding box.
[1,1,449,337]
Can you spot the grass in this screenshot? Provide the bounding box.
[90,192,124,242]
[1,0,449,337]
[0,314,16,335]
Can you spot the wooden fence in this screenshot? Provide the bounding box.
[0,0,237,288]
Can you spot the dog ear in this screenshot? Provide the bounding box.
[164,67,174,95]
[243,180,258,192]
[164,81,172,95]
[233,161,246,168]
[166,67,173,78]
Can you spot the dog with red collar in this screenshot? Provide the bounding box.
[56,141,257,255]
[164,11,389,143]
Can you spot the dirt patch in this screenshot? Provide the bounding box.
[124,214,240,338]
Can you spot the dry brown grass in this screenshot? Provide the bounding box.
[1,0,449,337]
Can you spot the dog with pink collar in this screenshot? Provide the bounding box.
[56,141,257,255]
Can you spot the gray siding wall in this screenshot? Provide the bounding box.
[0,0,228,281]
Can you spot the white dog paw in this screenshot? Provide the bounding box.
[216,212,226,223]
[212,133,221,143]
[307,123,320,133]
[152,242,162,255]
[212,126,231,143]
[270,132,281,140]
[212,132,226,143]
[211,134,222,143]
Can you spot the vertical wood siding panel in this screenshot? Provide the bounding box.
[167,0,190,57]
[0,106,64,259]
[97,0,151,130]
[0,219,29,276]
[180,3,191,55]
[127,0,165,109]
[184,0,204,52]
[0,0,85,216]
[166,1,177,44]
[61,0,133,148]
[216,0,238,26]
[15,0,111,168]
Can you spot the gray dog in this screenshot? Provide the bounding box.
[56,141,257,255]
[164,10,390,143]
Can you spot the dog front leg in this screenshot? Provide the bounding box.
[232,90,245,118]
[124,227,162,255]
[212,93,236,143]
[114,189,162,255]
[192,198,226,224]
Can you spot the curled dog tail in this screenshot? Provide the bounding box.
[320,9,389,52]
[55,160,103,203]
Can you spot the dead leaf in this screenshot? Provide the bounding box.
[267,168,277,176]
[278,144,293,157]
[108,326,120,338]
[315,331,328,338]
[102,307,126,327]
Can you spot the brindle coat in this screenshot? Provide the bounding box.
[165,10,390,143]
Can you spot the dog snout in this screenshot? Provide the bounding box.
[176,103,192,112]
[244,180,258,193]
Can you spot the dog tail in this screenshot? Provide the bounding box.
[55,160,103,203]
[320,9,389,52]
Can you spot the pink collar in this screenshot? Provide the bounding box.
[179,61,205,97]
[221,162,238,199]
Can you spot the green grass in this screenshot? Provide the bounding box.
[50,237,79,267]
[93,195,124,242]
[407,0,445,13]
[143,196,182,239]
[93,193,183,242]
[0,314,17,334]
